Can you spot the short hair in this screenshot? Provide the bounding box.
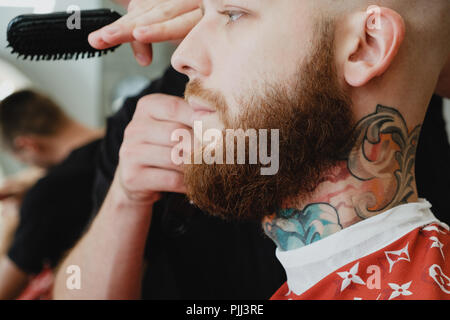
[0,90,69,149]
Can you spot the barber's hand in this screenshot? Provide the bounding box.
[0,168,45,201]
[114,94,194,207]
[89,0,202,66]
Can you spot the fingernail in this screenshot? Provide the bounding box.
[136,54,149,65]
[103,25,121,36]
[88,32,99,44]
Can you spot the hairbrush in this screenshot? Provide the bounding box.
[7,9,122,61]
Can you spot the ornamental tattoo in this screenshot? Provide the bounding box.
[264,105,422,251]
[348,105,421,219]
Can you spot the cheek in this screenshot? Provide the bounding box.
[212,37,304,103]
[212,52,266,121]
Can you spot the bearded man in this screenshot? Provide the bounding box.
[172,0,450,299]
[55,0,450,300]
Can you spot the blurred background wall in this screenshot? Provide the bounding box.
[0,0,174,177]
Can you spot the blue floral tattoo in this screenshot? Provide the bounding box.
[263,203,343,251]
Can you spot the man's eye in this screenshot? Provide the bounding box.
[220,10,245,24]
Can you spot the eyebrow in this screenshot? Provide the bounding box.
[201,0,256,14]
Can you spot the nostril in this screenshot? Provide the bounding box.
[171,56,191,76]
[176,64,194,77]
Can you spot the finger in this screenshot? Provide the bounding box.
[89,12,141,48]
[99,22,136,47]
[133,9,202,43]
[136,94,195,127]
[89,0,199,48]
[124,119,191,147]
[88,31,114,49]
[135,168,186,193]
[123,144,184,172]
[134,0,201,27]
[130,41,153,66]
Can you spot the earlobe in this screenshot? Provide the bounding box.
[343,6,405,87]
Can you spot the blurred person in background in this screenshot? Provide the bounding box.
[0,90,104,299]
[55,0,450,299]
[0,168,44,257]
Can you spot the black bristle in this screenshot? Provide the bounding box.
[7,9,122,61]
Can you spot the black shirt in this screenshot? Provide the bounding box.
[8,139,101,274]
[416,94,450,221]
[93,66,450,299]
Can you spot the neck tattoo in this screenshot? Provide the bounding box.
[263,105,422,251]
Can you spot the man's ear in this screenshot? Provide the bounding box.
[342,6,405,87]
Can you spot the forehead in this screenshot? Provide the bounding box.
[202,0,265,8]
[200,0,314,19]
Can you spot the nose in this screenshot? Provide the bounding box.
[171,23,212,79]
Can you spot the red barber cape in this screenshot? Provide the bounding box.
[271,223,450,300]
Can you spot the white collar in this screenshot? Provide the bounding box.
[275,199,442,296]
